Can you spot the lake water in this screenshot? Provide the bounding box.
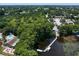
[39,39,79,56]
[39,39,65,56]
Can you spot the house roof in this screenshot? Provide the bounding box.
[53,26,59,32]
[3,47,15,55]
[6,36,19,47]
[65,19,74,24]
[6,33,15,41]
[53,18,61,26]
[7,37,16,46]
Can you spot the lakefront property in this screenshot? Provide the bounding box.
[0,5,79,56]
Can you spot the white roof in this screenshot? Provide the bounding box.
[53,18,61,26]
[65,19,74,24]
[53,26,59,32]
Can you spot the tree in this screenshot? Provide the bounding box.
[14,13,53,56]
[59,24,79,36]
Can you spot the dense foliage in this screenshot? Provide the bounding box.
[0,5,79,56]
[14,13,53,56]
[0,7,53,55]
[59,24,79,36]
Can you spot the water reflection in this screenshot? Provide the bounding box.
[39,39,65,56]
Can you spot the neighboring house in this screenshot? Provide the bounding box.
[2,33,19,55]
[53,18,62,26]
[5,33,19,47]
[20,11,26,14]
[44,8,49,10]
[6,33,14,41]
[65,19,74,25]
[4,13,9,16]
[3,46,15,55]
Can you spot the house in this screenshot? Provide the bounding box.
[65,19,74,25]
[2,33,19,55]
[44,8,49,10]
[3,46,15,55]
[4,13,9,16]
[6,33,15,41]
[20,11,26,14]
[53,18,62,26]
[5,33,19,47]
